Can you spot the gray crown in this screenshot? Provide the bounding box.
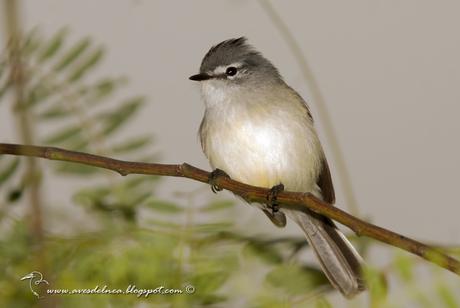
[199,37,281,80]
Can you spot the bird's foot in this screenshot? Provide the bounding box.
[208,169,230,193]
[266,183,284,214]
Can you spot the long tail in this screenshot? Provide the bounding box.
[284,209,365,298]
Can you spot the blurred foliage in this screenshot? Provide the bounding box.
[1,28,460,308]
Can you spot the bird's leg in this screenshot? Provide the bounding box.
[208,168,230,193]
[266,183,284,214]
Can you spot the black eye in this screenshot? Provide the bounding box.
[225,67,237,76]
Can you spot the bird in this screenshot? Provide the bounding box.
[189,37,364,297]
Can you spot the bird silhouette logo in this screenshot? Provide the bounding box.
[20,271,49,299]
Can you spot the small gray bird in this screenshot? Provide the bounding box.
[190,37,364,297]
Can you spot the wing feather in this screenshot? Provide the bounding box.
[317,157,335,204]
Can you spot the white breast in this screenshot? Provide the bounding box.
[200,80,323,193]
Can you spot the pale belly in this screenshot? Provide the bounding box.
[204,118,323,193]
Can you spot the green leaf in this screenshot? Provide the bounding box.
[0,79,10,101]
[265,264,327,296]
[53,37,91,72]
[43,126,81,144]
[55,162,99,175]
[85,77,127,103]
[66,138,90,152]
[38,28,68,62]
[147,218,182,229]
[110,135,151,154]
[0,158,20,186]
[192,222,233,233]
[192,270,230,294]
[0,60,9,99]
[73,186,111,207]
[126,192,151,207]
[0,60,6,79]
[413,290,434,308]
[25,83,57,107]
[244,239,284,264]
[315,298,332,308]
[393,252,413,282]
[197,294,227,306]
[200,200,234,212]
[7,187,23,203]
[38,105,70,119]
[22,28,42,55]
[100,97,144,136]
[124,175,159,189]
[437,283,458,308]
[144,199,183,213]
[68,47,104,82]
[251,295,286,308]
[363,266,388,306]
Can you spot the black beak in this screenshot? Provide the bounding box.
[189,73,212,81]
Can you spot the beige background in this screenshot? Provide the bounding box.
[1,0,459,267]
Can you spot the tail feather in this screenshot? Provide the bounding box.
[284,209,365,298]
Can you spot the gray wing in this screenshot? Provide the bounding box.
[288,86,336,204]
[317,157,335,204]
[198,114,208,154]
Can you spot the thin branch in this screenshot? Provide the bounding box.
[3,0,45,243]
[1,143,459,276]
[3,2,55,307]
